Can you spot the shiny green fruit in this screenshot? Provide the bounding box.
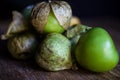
[43,11,64,34]
[75,27,119,72]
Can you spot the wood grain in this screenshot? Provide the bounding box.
[0,16,120,80]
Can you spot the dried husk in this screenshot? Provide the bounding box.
[31,1,72,33]
[65,24,92,39]
[64,25,92,71]
[36,33,72,71]
[1,11,28,40]
[7,32,38,60]
[31,2,50,33]
[50,1,72,30]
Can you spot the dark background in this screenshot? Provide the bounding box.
[0,0,120,19]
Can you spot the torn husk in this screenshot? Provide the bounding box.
[64,24,92,71]
[65,24,92,39]
[31,1,72,33]
[50,1,72,30]
[63,25,92,71]
[31,2,50,33]
[1,11,28,40]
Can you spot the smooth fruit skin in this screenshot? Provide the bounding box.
[43,11,64,34]
[75,27,119,72]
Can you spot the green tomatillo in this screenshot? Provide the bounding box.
[75,27,119,72]
[43,10,64,34]
[31,1,72,34]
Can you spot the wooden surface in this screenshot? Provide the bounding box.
[0,16,120,80]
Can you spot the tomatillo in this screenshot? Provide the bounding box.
[75,27,119,72]
[31,1,72,34]
[36,33,72,71]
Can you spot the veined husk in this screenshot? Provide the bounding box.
[65,24,92,39]
[36,33,72,71]
[50,1,72,29]
[7,32,38,60]
[31,1,72,33]
[1,11,28,40]
[64,24,92,70]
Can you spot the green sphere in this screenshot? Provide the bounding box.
[75,27,119,72]
[43,11,64,34]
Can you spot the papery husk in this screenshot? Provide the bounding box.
[7,32,38,60]
[64,25,92,71]
[36,33,72,71]
[31,2,50,33]
[50,1,72,30]
[31,1,72,33]
[1,11,28,40]
[65,24,92,39]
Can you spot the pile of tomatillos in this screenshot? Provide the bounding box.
[1,0,119,72]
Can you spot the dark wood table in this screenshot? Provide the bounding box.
[0,16,120,80]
